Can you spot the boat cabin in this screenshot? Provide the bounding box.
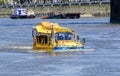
[10,8,35,19]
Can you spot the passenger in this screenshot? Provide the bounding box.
[58,36,64,40]
[65,34,71,40]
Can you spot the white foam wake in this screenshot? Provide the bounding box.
[11,46,32,50]
[0,44,32,50]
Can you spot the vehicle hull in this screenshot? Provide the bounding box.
[10,15,35,19]
[42,13,80,19]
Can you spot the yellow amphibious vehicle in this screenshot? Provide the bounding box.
[32,22,85,52]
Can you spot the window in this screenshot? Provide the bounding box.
[39,35,48,44]
[55,32,73,40]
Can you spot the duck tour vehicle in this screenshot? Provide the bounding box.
[32,22,85,52]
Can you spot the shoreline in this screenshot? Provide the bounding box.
[0,4,110,18]
[0,13,110,18]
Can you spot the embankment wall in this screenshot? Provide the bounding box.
[0,4,110,17]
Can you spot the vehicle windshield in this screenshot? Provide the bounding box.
[55,32,73,40]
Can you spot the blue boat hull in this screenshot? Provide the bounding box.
[10,15,35,19]
[53,46,84,52]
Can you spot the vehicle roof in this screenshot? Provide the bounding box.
[33,22,72,34]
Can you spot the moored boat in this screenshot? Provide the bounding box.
[42,12,80,19]
[32,22,85,52]
[10,8,35,19]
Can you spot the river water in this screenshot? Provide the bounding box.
[0,17,120,76]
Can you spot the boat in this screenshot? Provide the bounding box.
[42,12,80,19]
[32,22,85,52]
[10,8,35,19]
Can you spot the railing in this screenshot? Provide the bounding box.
[0,0,110,8]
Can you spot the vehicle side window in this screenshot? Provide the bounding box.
[39,35,48,44]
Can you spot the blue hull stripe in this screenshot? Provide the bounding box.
[53,46,84,52]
